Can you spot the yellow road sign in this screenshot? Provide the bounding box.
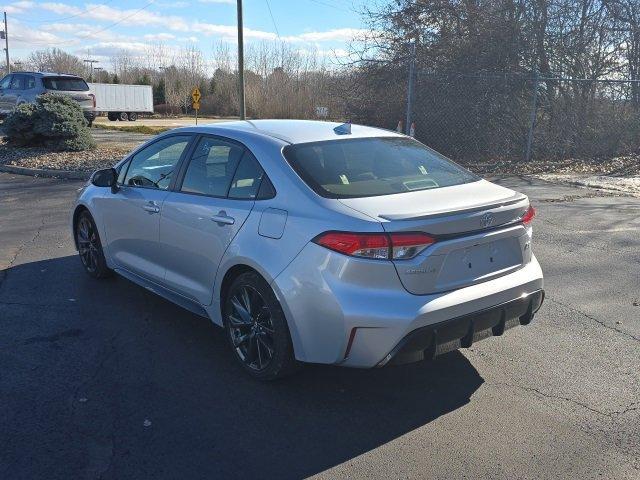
[191,87,201,103]
[192,101,201,111]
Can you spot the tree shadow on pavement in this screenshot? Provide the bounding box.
[0,256,484,480]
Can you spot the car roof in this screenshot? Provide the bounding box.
[187,119,405,145]
[11,71,84,78]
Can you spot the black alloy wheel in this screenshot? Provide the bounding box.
[75,211,111,279]
[224,272,297,380]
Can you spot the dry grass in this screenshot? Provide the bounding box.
[92,123,170,135]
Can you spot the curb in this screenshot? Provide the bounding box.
[0,164,90,180]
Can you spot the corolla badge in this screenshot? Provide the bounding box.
[480,212,495,228]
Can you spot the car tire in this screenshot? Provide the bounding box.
[223,271,298,381]
[128,112,138,121]
[75,210,112,279]
[108,112,118,121]
[118,111,129,121]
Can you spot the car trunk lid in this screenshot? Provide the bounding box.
[339,180,532,295]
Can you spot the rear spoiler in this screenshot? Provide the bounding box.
[379,192,528,221]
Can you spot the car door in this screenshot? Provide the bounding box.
[0,75,12,112]
[159,135,265,305]
[4,74,24,110]
[97,134,193,284]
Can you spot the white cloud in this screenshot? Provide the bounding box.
[78,41,150,57]
[155,0,189,8]
[8,21,66,47]
[1,0,34,14]
[42,22,93,32]
[40,2,82,15]
[284,28,369,43]
[143,32,176,41]
[36,2,368,44]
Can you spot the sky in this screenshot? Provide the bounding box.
[0,0,369,69]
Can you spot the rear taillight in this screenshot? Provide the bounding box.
[314,232,390,259]
[521,205,535,225]
[313,231,435,260]
[89,93,96,108]
[389,232,436,259]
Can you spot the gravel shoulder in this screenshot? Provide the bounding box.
[0,129,154,173]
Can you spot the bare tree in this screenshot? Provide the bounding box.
[26,48,85,75]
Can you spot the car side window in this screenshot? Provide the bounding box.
[10,75,24,90]
[180,137,244,197]
[25,76,36,89]
[123,135,191,190]
[228,151,265,200]
[0,75,11,89]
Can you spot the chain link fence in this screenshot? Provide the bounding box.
[410,71,640,162]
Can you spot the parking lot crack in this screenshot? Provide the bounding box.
[487,382,616,418]
[546,297,640,343]
[0,217,46,290]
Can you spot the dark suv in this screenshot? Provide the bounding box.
[0,72,96,125]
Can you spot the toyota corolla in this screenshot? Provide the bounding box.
[72,120,544,380]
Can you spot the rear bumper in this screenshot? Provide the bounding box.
[273,242,544,368]
[379,289,544,366]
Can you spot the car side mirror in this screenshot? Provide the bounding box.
[91,168,119,193]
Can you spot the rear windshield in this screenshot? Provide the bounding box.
[42,76,89,91]
[283,137,479,198]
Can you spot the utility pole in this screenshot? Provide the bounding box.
[2,12,9,75]
[236,0,245,120]
[405,41,416,135]
[83,59,99,81]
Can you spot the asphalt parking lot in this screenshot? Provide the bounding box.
[1,172,638,479]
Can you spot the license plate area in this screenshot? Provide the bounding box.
[436,238,522,290]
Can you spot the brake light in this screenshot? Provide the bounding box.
[313,231,435,260]
[521,205,535,225]
[88,93,96,108]
[314,232,389,259]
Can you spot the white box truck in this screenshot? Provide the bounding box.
[88,83,153,122]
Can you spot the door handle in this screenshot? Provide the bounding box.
[211,213,235,225]
[142,201,160,214]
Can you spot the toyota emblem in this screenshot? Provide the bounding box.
[480,212,495,228]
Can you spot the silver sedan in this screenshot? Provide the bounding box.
[72,120,544,380]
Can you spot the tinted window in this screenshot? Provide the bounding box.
[42,76,89,91]
[181,137,244,197]
[0,75,10,89]
[124,136,190,189]
[257,176,276,200]
[283,137,479,199]
[10,75,24,90]
[228,152,265,199]
[25,76,36,89]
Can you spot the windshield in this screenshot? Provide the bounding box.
[283,137,479,199]
[42,76,89,91]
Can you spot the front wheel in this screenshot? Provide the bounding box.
[75,210,112,279]
[223,271,297,380]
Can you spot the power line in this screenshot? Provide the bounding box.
[264,0,280,39]
[305,0,352,13]
[52,0,156,46]
[15,0,117,25]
